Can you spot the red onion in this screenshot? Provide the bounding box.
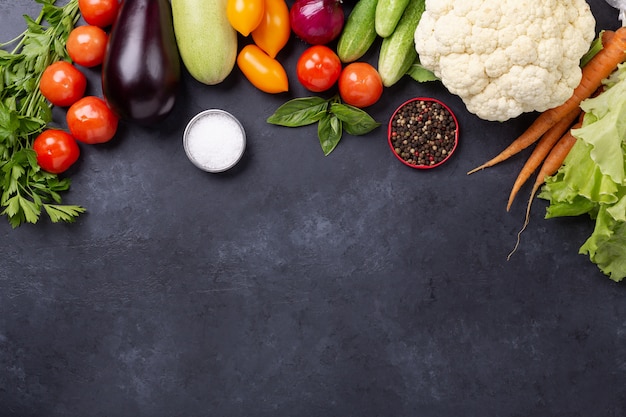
[289,0,345,45]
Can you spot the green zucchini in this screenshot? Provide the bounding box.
[375,0,410,38]
[172,0,238,85]
[377,0,425,87]
[336,0,379,63]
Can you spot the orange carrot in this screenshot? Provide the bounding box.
[505,107,580,211]
[468,27,626,176]
[507,122,581,260]
[602,29,615,46]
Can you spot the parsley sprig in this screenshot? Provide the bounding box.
[0,0,85,228]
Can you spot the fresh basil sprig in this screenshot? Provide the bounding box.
[267,95,380,156]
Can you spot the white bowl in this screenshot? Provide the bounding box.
[183,109,246,173]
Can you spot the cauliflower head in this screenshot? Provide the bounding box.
[414,0,596,121]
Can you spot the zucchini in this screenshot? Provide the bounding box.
[377,0,425,87]
[336,0,379,63]
[172,0,238,85]
[375,0,410,38]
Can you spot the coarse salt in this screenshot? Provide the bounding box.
[183,110,246,172]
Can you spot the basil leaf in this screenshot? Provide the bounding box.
[406,58,439,83]
[330,103,380,136]
[318,114,342,156]
[267,97,329,127]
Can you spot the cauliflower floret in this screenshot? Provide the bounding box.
[414,0,596,122]
[433,14,473,54]
[439,53,489,96]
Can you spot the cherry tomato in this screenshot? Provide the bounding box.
[251,0,290,58]
[78,0,120,28]
[39,61,87,107]
[237,44,288,94]
[66,25,108,68]
[33,129,81,174]
[227,0,265,36]
[296,45,341,92]
[338,62,383,108]
[66,96,119,144]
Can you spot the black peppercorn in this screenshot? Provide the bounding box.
[388,98,458,168]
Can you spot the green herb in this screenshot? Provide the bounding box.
[318,113,342,155]
[266,97,328,127]
[267,95,381,156]
[0,0,84,228]
[329,102,380,136]
[406,57,438,83]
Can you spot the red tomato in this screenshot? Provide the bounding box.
[66,25,108,68]
[39,61,87,107]
[33,129,81,174]
[66,96,119,144]
[78,0,120,28]
[296,45,341,92]
[338,62,383,108]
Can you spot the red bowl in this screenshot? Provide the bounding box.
[387,97,459,169]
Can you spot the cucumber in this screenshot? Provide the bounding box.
[375,0,410,38]
[172,0,238,85]
[377,0,425,87]
[336,0,379,63]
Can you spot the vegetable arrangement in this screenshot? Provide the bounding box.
[468,29,626,177]
[541,62,626,281]
[337,0,433,86]
[2,0,625,283]
[0,0,173,227]
[468,27,626,281]
[259,0,432,154]
[0,0,86,227]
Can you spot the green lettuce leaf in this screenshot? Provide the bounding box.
[539,64,626,282]
[575,68,626,184]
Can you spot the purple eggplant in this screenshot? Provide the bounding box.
[102,0,181,124]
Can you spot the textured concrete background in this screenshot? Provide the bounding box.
[1,1,625,416]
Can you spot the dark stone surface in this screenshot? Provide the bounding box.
[1,1,625,416]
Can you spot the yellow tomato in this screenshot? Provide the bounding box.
[227,0,265,36]
[251,0,290,58]
[237,44,288,94]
